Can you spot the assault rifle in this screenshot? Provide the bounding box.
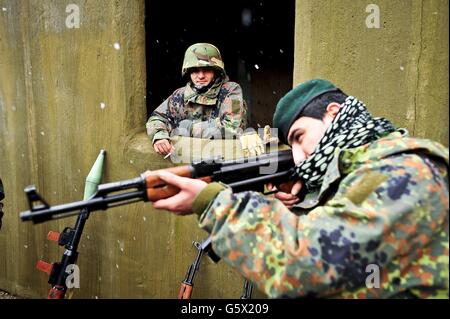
[20,150,294,223]
[178,236,220,299]
[36,150,106,299]
[178,236,254,299]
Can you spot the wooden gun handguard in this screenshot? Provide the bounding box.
[143,166,212,201]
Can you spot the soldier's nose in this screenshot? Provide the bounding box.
[292,145,306,165]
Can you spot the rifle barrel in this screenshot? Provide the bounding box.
[20,190,145,223]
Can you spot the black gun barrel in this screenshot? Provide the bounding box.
[20,175,146,223]
[96,176,145,194]
[20,191,145,224]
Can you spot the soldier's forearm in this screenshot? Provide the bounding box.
[146,116,171,139]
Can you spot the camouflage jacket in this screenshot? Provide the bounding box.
[192,131,449,298]
[146,79,248,144]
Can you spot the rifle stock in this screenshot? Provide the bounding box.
[178,283,193,299]
[36,149,106,299]
[177,237,216,299]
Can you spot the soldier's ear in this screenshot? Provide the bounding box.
[325,102,341,118]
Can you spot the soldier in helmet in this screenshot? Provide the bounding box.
[149,79,449,298]
[146,43,248,156]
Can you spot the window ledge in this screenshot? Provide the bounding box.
[124,132,289,173]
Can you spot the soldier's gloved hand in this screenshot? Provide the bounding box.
[262,125,279,144]
[153,139,175,156]
[239,130,265,157]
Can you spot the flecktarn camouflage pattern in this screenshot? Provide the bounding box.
[194,131,449,298]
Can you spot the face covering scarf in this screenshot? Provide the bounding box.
[291,96,396,192]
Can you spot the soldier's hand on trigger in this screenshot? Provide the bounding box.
[267,181,303,209]
[153,139,175,156]
[152,171,208,215]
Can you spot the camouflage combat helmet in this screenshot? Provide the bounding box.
[181,43,226,77]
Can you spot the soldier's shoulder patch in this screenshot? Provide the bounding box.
[346,172,388,205]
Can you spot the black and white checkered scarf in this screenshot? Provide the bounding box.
[292,96,396,191]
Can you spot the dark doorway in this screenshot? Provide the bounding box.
[145,0,295,129]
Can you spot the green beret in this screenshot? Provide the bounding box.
[273,79,340,145]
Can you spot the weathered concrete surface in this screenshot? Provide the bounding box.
[294,0,448,146]
[1,0,448,300]
[0,0,245,298]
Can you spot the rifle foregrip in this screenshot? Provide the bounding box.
[143,166,212,201]
[178,283,193,299]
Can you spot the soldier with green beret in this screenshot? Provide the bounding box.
[146,43,248,157]
[150,79,449,298]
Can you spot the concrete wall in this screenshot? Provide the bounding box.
[294,0,448,146]
[1,0,448,299]
[0,0,244,298]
